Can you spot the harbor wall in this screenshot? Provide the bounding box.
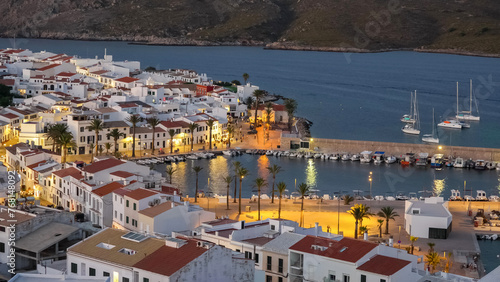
[280,136,500,161]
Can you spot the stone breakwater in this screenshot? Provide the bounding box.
[280,136,500,161]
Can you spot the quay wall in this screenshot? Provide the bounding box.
[280,137,500,161]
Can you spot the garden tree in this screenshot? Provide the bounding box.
[277,181,287,219]
[343,195,354,205]
[297,183,310,227]
[88,118,104,160]
[237,166,249,215]
[126,114,142,157]
[410,236,418,254]
[57,132,76,163]
[252,89,265,128]
[98,146,104,155]
[205,119,215,150]
[168,129,176,153]
[284,98,298,131]
[253,177,267,220]
[227,126,234,148]
[188,123,199,151]
[104,142,112,155]
[245,97,254,111]
[45,123,69,152]
[348,204,371,239]
[377,206,399,234]
[232,161,241,203]
[427,242,435,253]
[425,251,441,273]
[165,166,176,184]
[359,226,369,235]
[377,219,384,238]
[146,117,161,155]
[145,66,156,71]
[106,128,125,153]
[242,73,249,84]
[266,164,282,204]
[231,80,241,85]
[222,175,233,210]
[193,166,203,203]
[0,84,14,107]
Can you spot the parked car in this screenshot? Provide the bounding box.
[247,130,257,134]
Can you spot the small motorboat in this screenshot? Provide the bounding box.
[485,161,496,170]
[489,195,499,202]
[438,119,462,129]
[476,190,487,201]
[409,192,418,201]
[396,192,409,201]
[341,153,351,161]
[360,151,373,163]
[453,157,465,168]
[415,153,428,166]
[374,195,384,201]
[463,195,475,201]
[475,160,486,170]
[449,189,462,201]
[385,192,396,201]
[385,156,397,164]
[351,154,360,161]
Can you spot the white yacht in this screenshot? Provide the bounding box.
[401,91,416,123]
[453,157,465,168]
[456,79,480,121]
[437,119,462,129]
[402,90,420,135]
[449,189,462,201]
[422,108,439,143]
[476,190,487,201]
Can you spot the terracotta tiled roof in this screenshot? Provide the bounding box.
[56,72,76,77]
[203,218,238,226]
[27,160,50,170]
[110,171,135,178]
[125,188,159,200]
[1,113,19,119]
[90,70,109,75]
[205,229,236,239]
[52,167,83,179]
[115,77,139,83]
[0,79,15,86]
[160,120,185,129]
[290,236,377,263]
[37,64,61,71]
[241,237,275,246]
[93,182,125,197]
[357,255,411,276]
[133,240,208,276]
[160,185,180,195]
[139,201,179,218]
[83,158,125,173]
[113,188,130,196]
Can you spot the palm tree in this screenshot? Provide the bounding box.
[126,114,142,157]
[106,128,125,153]
[377,219,384,238]
[377,206,399,234]
[253,177,267,220]
[266,164,282,204]
[297,183,310,227]
[252,89,265,128]
[245,97,254,111]
[284,98,298,131]
[205,119,215,150]
[227,126,234,148]
[222,175,233,210]
[410,236,418,254]
[193,166,203,203]
[88,118,104,159]
[57,132,76,164]
[343,195,355,205]
[168,129,176,153]
[242,73,249,84]
[146,117,161,155]
[264,102,273,128]
[277,181,286,219]
[166,166,176,184]
[358,204,373,234]
[232,161,241,203]
[104,142,112,155]
[188,123,198,151]
[359,226,369,236]
[427,242,435,253]
[45,123,69,152]
[425,251,441,273]
[237,166,249,215]
[348,204,372,239]
[88,143,94,162]
[443,252,452,273]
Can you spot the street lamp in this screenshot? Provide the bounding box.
[369,171,373,198]
[398,225,402,248]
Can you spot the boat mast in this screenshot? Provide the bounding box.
[469,79,472,114]
[456,81,459,115]
[432,108,436,138]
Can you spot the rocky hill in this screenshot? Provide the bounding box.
[1,0,499,55]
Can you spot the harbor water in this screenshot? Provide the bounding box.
[2,38,500,148]
[153,154,500,199]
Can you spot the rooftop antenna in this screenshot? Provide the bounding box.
[104,48,107,59]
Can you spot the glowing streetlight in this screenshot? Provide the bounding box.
[438,146,443,150]
[369,171,373,198]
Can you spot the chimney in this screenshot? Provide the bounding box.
[174,190,177,196]
[389,236,393,247]
[171,202,174,208]
[314,222,319,237]
[184,201,188,206]
[363,232,368,241]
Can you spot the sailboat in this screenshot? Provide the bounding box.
[402,90,420,135]
[456,79,480,121]
[401,91,416,123]
[438,82,469,129]
[422,108,439,143]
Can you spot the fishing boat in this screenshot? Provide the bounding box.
[418,190,433,201]
[385,156,397,164]
[422,108,439,143]
[430,154,444,168]
[402,90,420,135]
[453,157,465,168]
[396,192,409,201]
[485,161,496,170]
[400,153,415,166]
[475,160,486,170]
[350,154,360,161]
[409,192,418,201]
[449,189,462,201]
[415,153,428,166]
[385,192,396,201]
[360,151,373,163]
[456,79,480,121]
[373,152,385,165]
[476,190,487,201]
[341,153,351,161]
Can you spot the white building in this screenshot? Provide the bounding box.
[237,83,259,101]
[405,197,453,239]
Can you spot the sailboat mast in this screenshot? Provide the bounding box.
[469,79,472,113]
[456,81,459,115]
[432,108,435,137]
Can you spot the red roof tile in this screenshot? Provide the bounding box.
[203,218,238,226]
[0,79,15,86]
[357,255,411,276]
[290,236,377,263]
[160,185,180,195]
[115,77,139,83]
[93,182,125,197]
[125,188,159,200]
[113,188,130,196]
[83,158,125,173]
[110,171,135,178]
[160,120,185,129]
[133,240,208,276]
[52,167,83,179]
[1,113,19,119]
[90,70,109,75]
[37,64,61,71]
[56,72,76,77]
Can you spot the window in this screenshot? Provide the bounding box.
[343,274,350,282]
[266,275,272,282]
[71,263,77,274]
[278,258,283,273]
[255,253,259,263]
[89,268,96,276]
[380,280,386,282]
[328,271,336,282]
[278,278,283,282]
[126,200,129,207]
[133,203,136,210]
[143,279,149,282]
[0,226,5,232]
[267,256,272,270]
[103,272,110,277]
[244,251,252,260]
[114,211,117,218]
[271,225,275,230]
[126,216,129,224]
[80,127,84,132]
[361,275,366,282]
[123,278,129,282]
[0,242,4,253]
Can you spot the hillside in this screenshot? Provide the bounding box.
[1,0,500,55]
